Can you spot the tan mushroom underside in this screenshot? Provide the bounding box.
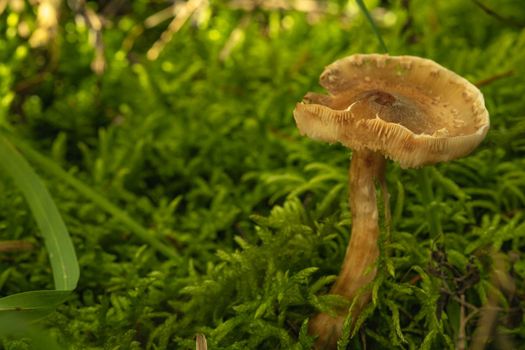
[294,54,489,168]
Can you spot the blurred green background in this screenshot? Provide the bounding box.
[1,0,525,349]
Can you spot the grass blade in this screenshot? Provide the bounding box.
[4,132,178,260]
[0,136,79,290]
[0,290,71,324]
[356,0,389,53]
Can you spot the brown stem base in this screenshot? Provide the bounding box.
[309,149,386,349]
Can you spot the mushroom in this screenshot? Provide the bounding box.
[293,54,489,348]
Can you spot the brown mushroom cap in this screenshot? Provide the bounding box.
[293,54,490,168]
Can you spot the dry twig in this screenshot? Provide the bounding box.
[147,0,206,61]
[470,252,516,350]
[471,0,525,28]
[475,70,514,88]
[0,240,34,253]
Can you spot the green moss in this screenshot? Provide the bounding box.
[1,0,525,349]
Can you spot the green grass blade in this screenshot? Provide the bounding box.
[4,132,178,260]
[0,290,71,311]
[356,0,389,53]
[0,136,79,290]
[0,306,65,349]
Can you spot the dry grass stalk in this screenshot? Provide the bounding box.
[470,252,516,350]
[0,240,34,253]
[146,0,206,61]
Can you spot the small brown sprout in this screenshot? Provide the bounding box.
[293,54,489,348]
[196,333,207,350]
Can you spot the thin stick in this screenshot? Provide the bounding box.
[470,252,516,350]
[475,70,514,88]
[471,0,524,28]
[147,0,204,60]
[0,240,34,253]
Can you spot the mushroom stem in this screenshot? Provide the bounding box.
[309,149,386,349]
